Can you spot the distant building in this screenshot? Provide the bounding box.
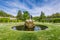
[10,17,16,20]
[0,17,16,20]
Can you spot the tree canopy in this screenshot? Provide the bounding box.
[0,10,14,17]
[16,10,22,20]
[23,11,30,21]
[39,11,46,21]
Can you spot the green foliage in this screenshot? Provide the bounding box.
[0,18,17,23]
[39,11,46,22]
[46,13,60,23]
[0,10,23,22]
[0,18,23,23]
[53,18,60,23]
[0,22,60,40]
[0,10,14,17]
[47,13,60,18]
[10,20,17,22]
[16,10,30,21]
[40,19,46,22]
[38,12,60,23]
[17,20,23,22]
[40,11,46,19]
[33,16,40,21]
[32,11,46,22]
[23,11,30,21]
[45,18,60,23]
[0,18,10,23]
[17,10,22,20]
[51,13,60,18]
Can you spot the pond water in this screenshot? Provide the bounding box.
[12,25,48,31]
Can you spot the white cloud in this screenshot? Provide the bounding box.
[0,0,60,17]
[0,0,30,16]
[28,4,60,16]
[44,0,48,2]
[24,0,36,7]
[26,0,60,16]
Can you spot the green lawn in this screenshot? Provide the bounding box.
[0,22,60,40]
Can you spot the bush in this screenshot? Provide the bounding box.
[17,20,23,22]
[39,19,46,22]
[41,18,60,23]
[0,18,10,23]
[53,18,60,23]
[10,20,17,22]
[0,18,23,23]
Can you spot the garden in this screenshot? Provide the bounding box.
[0,22,60,40]
[0,10,60,40]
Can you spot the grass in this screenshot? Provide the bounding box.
[0,22,60,40]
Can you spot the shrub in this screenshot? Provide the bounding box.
[10,20,17,22]
[17,20,23,22]
[0,18,10,23]
[0,18,23,23]
[53,18,60,23]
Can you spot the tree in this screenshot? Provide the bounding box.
[17,10,22,20]
[0,10,14,17]
[23,11,30,21]
[51,13,60,18]
[33,16,39,21]
[47,13,60,18]
[39,11,46,22]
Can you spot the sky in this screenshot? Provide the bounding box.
[0,0,60,16]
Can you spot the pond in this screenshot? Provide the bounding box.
[12,25,48,31]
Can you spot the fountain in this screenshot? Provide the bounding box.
[25,19,35,31]
[24,15,35,31]
[12,15,48,31]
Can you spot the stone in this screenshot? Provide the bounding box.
[25,19,35,30]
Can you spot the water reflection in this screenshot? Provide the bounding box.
[12,25,48,31]
[34,26,41,31]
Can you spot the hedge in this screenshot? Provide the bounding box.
[0,18,23,23]
[0,18,10,22]
[53,18,60,23]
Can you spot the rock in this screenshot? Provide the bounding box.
[25,19,35,29]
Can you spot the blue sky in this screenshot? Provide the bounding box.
[0,0,60,16]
